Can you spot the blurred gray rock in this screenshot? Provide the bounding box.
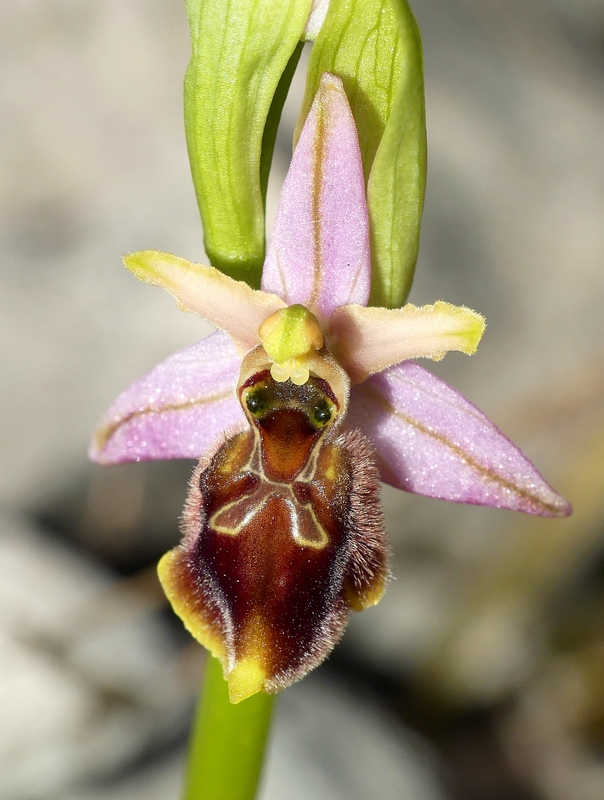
[63,677,448,800]
[0,513,190,800]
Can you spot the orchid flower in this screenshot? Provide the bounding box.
[90,74,570,704]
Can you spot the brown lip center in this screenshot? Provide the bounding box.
[258,409,321,482]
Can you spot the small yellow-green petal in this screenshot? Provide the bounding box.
[328,301,486,383]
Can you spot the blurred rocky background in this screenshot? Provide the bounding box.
[2,0,604,798]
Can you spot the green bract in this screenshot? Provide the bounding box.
[184,0,311,287]
[297,0,427,308]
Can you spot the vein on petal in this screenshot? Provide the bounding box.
[308,85,325,311]
[95,390,234,453]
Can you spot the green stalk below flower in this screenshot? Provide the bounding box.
[183,656,276,800]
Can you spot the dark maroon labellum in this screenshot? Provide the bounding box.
[159,372,388,702]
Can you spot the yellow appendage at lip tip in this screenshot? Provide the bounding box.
[225,613,270,703]
[227,657,267,704]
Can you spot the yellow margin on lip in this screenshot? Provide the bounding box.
[158,548,227,663]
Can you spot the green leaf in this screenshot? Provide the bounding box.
[184,656,275,800]
[184,0,312,287]
[298,0,426,308]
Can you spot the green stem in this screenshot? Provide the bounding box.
[183,656,276,800]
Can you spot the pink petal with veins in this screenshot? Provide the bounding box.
[90,331,245,464]
[262,73,370,322]
[347,362,571,517]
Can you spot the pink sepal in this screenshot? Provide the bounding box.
[262,73,370,322]
[347,362,571,517]
[90,331,245,464]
